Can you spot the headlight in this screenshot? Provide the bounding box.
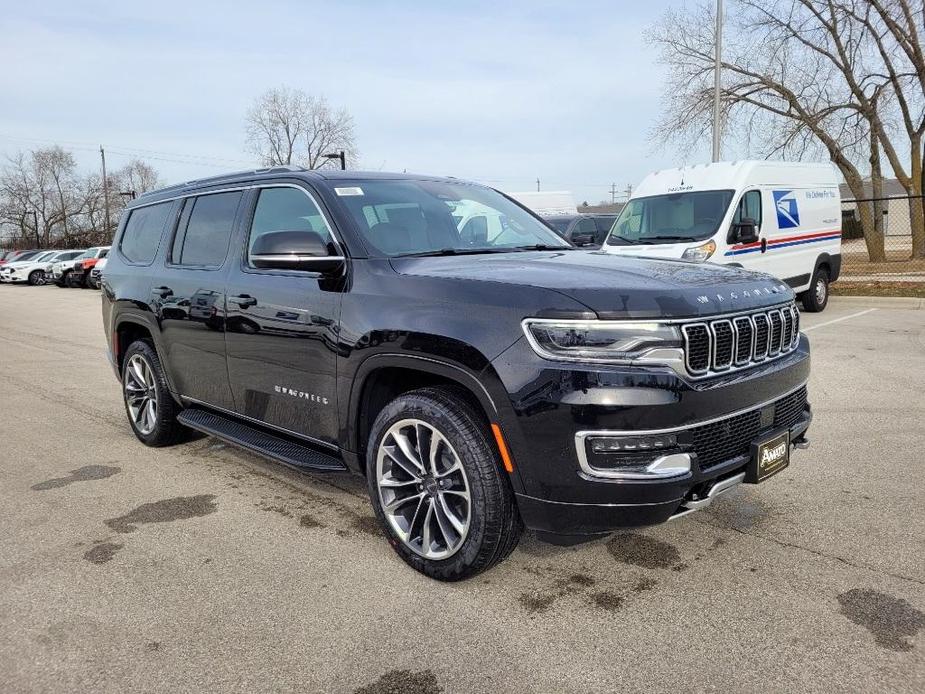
[681,240,716,262]
[523,320,683,362]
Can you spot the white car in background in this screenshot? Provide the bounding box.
[0,250,83,285]
[88,257,107,289]
[49,248,100,287]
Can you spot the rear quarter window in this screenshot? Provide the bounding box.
[120,202,173,264]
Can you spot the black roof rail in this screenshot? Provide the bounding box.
[137,165,309,199]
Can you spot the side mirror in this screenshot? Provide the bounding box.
[250,231,344,274]
[570,233,596,247]
[733,218,759,244]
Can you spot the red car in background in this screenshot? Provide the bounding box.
[61,246,110,288]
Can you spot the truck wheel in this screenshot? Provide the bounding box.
[28,270,46,286]
[801,267,829,312]
[121,340,187,447]
[366,387,522,581]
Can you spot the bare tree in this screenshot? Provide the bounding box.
[0,148,162,248]
[245,86,358,169]
[649,0,925,261]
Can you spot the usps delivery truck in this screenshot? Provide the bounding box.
[602,161,842,311]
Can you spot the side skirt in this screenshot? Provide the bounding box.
[178,407,347,472]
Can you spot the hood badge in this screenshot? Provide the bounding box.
[696,284,787,305]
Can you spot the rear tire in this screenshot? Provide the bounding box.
[121,340,187,447]
[801,267,829,312]
[55,271,69,287]
[366,387,522,581]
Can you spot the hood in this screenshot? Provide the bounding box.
[391,250,794,319]
[3,259,43,269]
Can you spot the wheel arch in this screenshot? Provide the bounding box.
[346,353,503,472]
[113,316,174,390]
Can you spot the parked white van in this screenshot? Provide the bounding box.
[602,161,842,311]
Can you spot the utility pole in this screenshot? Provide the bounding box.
[712,0,723,162]
[625,184,633,201]
[26,209,39,247]
[100,145,111,237]
[610,183,617,204]
[536,178,540,192]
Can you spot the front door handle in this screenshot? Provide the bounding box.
[152,285,173,298]
[229,294,258,308]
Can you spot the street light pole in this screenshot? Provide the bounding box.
[712,0,723,162]
[322,150,346,170]
[30,210,39,247]
[100,145,111,237]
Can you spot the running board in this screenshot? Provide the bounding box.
[178,407,347,472]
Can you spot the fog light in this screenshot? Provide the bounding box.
[590,433,677,453]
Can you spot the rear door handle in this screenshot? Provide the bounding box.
[152,286,173,298]
[229,294,258,308]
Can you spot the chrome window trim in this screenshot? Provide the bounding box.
[126,182,346,261]
[574,380,808,479]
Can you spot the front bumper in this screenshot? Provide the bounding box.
[491,334,812,538]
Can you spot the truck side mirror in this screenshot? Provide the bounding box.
[733,218,759,244]
[570,233,596,247]
[250,231,345,274]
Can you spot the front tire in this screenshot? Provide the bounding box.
[366,387,522,581]
[28,270,46,286]
[801,267,829,312]
[121,340,187,447]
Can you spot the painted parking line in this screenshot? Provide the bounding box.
[803,308,877,333]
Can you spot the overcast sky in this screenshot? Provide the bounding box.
[0,0,714,205]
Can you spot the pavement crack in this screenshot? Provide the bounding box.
[693,517,925,587]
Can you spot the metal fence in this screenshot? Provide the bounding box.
[840,195,925,281]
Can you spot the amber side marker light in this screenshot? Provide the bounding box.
[490,423,514,473]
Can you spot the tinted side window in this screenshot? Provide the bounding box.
[171,192,242,267]
[247,187,333,266]
[120,202,172,263]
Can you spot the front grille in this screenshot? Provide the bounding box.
[681,303,799,377]
[689,385,808,471]
[682,324,711,373]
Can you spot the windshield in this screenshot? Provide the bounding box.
[605,190,734,245]
[75,247,100,261]
[338,180,571,257]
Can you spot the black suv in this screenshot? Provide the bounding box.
[102,167,811,580]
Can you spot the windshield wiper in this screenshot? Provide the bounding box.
[607,235,638,245]
[638,235,698,244]
[512,244,574,251]
[395,248,514,258]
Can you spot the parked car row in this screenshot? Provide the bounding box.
[0,246,110,287]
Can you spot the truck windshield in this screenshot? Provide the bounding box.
[338,180,572,257]
[605,190,734,246]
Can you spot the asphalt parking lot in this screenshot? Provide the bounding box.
[0,286,923,693]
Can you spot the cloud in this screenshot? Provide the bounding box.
[0,0,704,203]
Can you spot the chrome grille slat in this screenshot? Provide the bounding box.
[710,320,734,370]
[680,302,800,379]
[732,316,753,366]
